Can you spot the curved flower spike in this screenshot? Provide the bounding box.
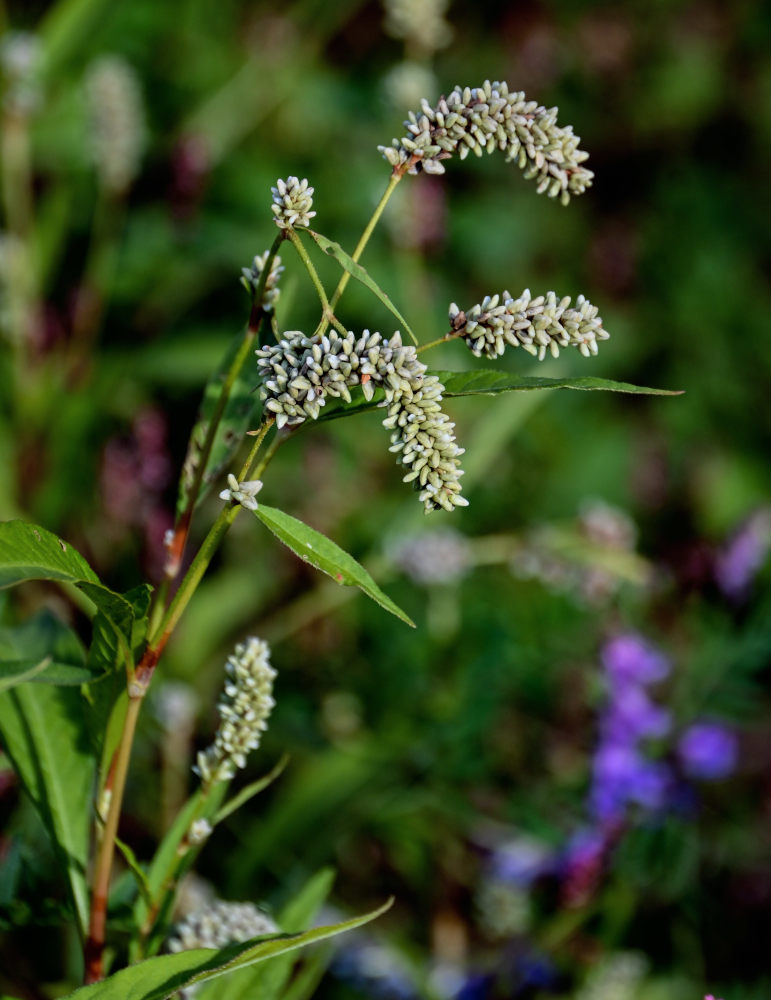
[379,80,593,204]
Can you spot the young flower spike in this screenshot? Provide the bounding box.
[240,250,284,310]
[379,80,593,204]
[194,637,276,785]
[271,176,316,229]
[450,289,609,361]
[256,330,467,512]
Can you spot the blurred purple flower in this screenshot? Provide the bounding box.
[591,744,671,820]
[488,838,550,887]
[600,685,671,743]
[601,634,670,687]
[715,508,771,599]
[678,722,738,781]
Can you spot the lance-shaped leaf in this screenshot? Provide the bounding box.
[197,868,334,1000]
[64,898,393,1000]
[313,369,681,427]
[176,332,261,516]
[0,683,96,936]
[252,505,414,627]
[436,369,683,397]
[305,230,418,345]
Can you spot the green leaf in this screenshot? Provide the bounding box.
[312,368,681,428]
[435,369,683,397]
[0,520,101,590]
[0,523,152,672]
[0,683,96,936]
[213,754,289,826]
[199,868,335,1000]
[252,505,414,627]
[0,610,94,688]
[305,230,418,346]
[65,898,393,1000]
[176,333,261,516]
[114,836,154,911]
[133,784,227,957]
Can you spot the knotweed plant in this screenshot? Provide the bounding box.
[0,77,676,999]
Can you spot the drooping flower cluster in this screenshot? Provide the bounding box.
[194,637,276,785]
[450,289,608,361]
[85,55,145,195]
[270,176,316,230]
[240,250,284,311]
[167,900,277,993]
[379,80,593,204]
[256,330,466,511]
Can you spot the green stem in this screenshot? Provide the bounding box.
[328,173,401,314]
[238,417,275,480]
[84,695,142,983]
[162,232,283,582]
[287,228,348,337]
[417,330,461,354]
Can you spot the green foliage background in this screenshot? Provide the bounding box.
[0,0,769,997]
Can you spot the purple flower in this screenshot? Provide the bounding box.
[715,509,771,599]
[591,744,672,819]
[678,722,738,780]
[601,686,671,742]
[601,634,670,687]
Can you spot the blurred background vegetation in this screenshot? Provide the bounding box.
[0,0,770,997]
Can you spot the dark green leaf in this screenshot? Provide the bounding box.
[305,230,418,345]
[66,898,393,1000]
[0,683,96,935]
[0,610,93,688]
[253,505,414,627]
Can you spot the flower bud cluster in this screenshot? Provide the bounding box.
[450,288,608,361]
[219,474,263,511]
[379,80,593,204]
[85,55,145,195]
[240,251,284,310]
[168,900,277,952]
[271,176,316,229]
[194,637,276,785]
[256,331,466,511]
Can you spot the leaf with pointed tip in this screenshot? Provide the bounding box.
[198,868,334,1000]
[305,230,418,345]
[436,369,683,397]
[64,898,393,999]
[252,505,414,627]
